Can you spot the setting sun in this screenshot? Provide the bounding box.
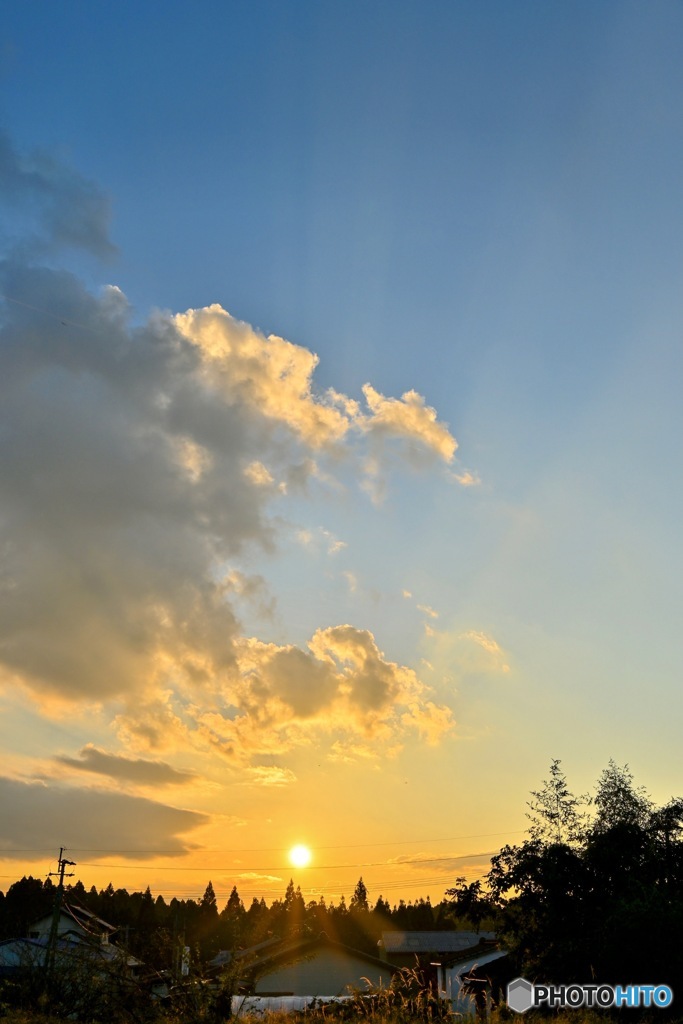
[289,844,312,868]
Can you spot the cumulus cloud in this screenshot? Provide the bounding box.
[174,306,352,449]
[0,776,207,858]
[54,744,198,786]
[361,384,457,463]
[224,570,275,620]
[0,282,455,708]
[0,131,459,770]
[189,626,454,760]
[174,305,457,465]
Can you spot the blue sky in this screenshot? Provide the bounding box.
[1,1,682,901]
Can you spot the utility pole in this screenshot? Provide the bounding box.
[45,848,76,975]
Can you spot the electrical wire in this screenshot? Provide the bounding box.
[75,850,498,872]
[61,830,523,856]
[1,293,98,332]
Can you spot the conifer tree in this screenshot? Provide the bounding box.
[200,881,218,916]
[350,877,369,913]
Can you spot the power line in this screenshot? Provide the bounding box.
[0,849,60,853]
[151,871,484,897]
[1,293,98,333]
[62,830,524,856]
[53,870,481,902]
[76,850,498,873]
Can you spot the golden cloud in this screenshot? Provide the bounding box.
[361,384,457,462]
[188,625,455,760]
[1,258,458,767]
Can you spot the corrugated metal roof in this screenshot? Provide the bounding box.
[380,931,494,954]
[446,949,507,973]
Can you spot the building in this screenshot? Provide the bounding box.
[379,930,507,1013]
[213,932,397,999]
[0,902,140,979]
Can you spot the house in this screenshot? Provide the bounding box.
[0,934,140,978]
[378,929,496,967]
[214,932,397,998]
[0,902,140,979]
[378,930,506,1013]
[439,947,509,1015]
[28,902,118,946]
[0,937,51,977]
[208,935,282,972]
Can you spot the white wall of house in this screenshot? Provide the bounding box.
[0,940,46,970]
[29,912,88,941]
[254,947,392,997]
[441,950,507,1013]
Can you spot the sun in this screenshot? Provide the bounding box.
[289,844,312,868]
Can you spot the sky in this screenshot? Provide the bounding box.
[1,0,682,909]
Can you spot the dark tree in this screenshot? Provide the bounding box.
[526,758,589,845]
[199,881,218,916]
[487,759,683,988]
[0,876,54,939]
[350,876,369,913]
[444,878,494,932]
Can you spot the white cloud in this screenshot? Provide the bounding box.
[243,460,275,487]
[361,384,457,462]
[449,469,481,487]
[0,130,461,773]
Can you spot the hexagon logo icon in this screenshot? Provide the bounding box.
[507,977,534,1013]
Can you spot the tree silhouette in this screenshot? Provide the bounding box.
[487,759,683,987]
[350,876,369,913]
[199,881,218,916]
[444,878,492,932]
[526,758,589,845]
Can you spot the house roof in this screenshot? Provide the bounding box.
[379,931,496,955]
[245,932,398,978]
[443,949,508,973]
[210,935,282,969]
[0,936,140,968]
[31,902,117,936]
[63,902,118,934]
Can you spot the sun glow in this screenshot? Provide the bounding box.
[289,844,312,868]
